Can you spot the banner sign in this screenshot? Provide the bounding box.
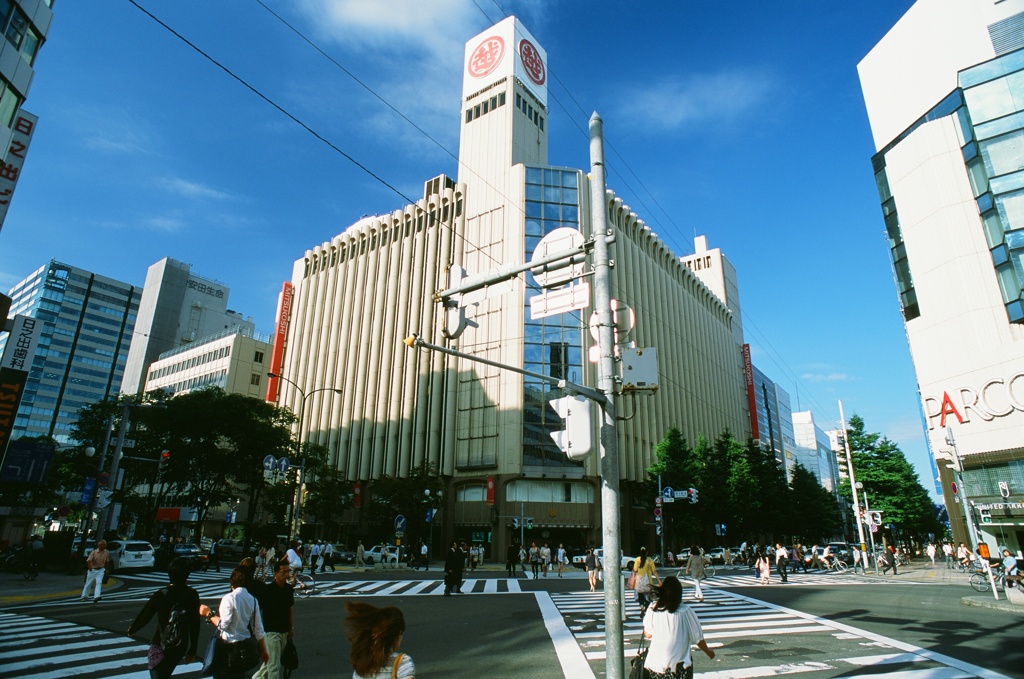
[0,111,38,235]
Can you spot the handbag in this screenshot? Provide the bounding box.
[629,635,649,679]
[281,638,299,676]
[226,635,259,673]
[627,571,637,590]
[200,637,218,677]
[635,574,651,594]
[391,652,405,679]
[147,644,164,670]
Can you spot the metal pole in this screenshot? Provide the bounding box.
[98,402,132,536]
[520,501,525,548]
[658,475,665,565]
[945,428,980,558]
[838,401,868,565]
[590,112,624,679]
[863,491,879,575]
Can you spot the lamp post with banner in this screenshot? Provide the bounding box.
[267,372,342,544]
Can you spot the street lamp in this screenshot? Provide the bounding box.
[268,372,342,543]
[424,488,442,562]
[72,445,106,570]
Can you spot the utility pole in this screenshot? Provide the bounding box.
[838,401,867,566]
[590,112,624,679]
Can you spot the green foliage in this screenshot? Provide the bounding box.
[788,462,842,542]
[837,415,940,540]
[366,462,445,543]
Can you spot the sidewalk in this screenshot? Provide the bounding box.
[0,568,125,606]
[852,561,1024,613]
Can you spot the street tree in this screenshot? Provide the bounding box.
[788,462,842,542]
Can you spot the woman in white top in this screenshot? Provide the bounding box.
[642,576,715,679]
[345,601,415,679]
[199,567,268,679]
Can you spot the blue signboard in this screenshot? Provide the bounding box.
[395,514,407,532]
[81,477,96,505]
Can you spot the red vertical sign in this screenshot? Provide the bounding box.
[742,344,759,439]
[486,476,495,505]
[265,281,293,402]
[353,482,363,509]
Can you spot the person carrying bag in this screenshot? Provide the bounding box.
[128,557,200,679]
[642,576,715,679]
[200,566,269,678]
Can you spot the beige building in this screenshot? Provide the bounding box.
[271,17,750,554]
[144,329,271,400]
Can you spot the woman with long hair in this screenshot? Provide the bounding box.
[345,601,415,679]
[642,576,715,679]
[632,546,661,616]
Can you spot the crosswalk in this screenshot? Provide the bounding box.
[549,588,1001,678]
[0,611,198,679]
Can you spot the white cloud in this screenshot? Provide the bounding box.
[158,177,234,201]
[617,69,775,132]
[800,372,850,383]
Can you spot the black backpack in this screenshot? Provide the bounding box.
[161,588,190,650]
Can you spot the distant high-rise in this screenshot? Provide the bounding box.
[121,258,254,396]
[859,0,1024,551]
[0,260,140,444]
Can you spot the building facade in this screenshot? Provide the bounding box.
[121,257,255,396]
[142,328,272,399]
[0,259,140,444]
[859,0,1024,552]
[272,17,751,555]
[792,411,840,492]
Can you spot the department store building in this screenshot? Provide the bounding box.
[860,0,1024,552]
[269,18,751,554]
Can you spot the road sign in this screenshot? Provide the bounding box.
[674,490,689,499]
[263,455,276,472]
[81,477,96,505]
[98,472,110,487]
[395,514,407,532]
[653,507,662,518]
[662,486,674,498]
[426,508,437,523]
[276,457,290,474]
[655,496,662,505]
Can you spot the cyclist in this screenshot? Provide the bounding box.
[284,540,303,584]
[1001,549,1019,587]
[820,544,833,570]
[957,542,973,569]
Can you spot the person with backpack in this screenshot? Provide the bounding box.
[128,557,201,679]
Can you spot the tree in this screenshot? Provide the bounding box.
[788,462,841,542]
[838,415,940,543]
[366,462,445,544]
[646,427,700,544]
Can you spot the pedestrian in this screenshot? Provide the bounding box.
[1001,549,1019,586]
[529,542,541,578]
[284,540,303,576]
[81,539,110,603]
[632,546,662,617]
[255,545,267,581]
[250,561,295,679]
[880,546,899,575]
[419,540,429,570]
[444,541,464,596]
[469,544,479,571]
[199,567,270,679]
[926,542,936,565]
[775,543,789,583]
[382,544,393,570]
[301,541,311,570]
[265,542,277,576]
[556,543,567,577]
[943,542,954,568]
[585,548,600,592]
[682,543,708,601]
[356,541,366,567]
[794,544,808,573]
[540,542,552,577]
[324,541,335,572]
[722,546,731,570]
[209,539,221,572]
[852,545,863,573]
[641,576,715,677]
[127,557,200,679]
[809,544,822,570]
[957,542,973,569]
[756,549,771,585]
[506,542,519,578]
[345,602,415,679]
[309,541,322,573]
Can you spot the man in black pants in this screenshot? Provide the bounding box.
[250,560,295,679]
[506,542,519,577]
[775,543,789,583]
[444,542,465,596]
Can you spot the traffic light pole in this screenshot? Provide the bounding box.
[838,401,868,569]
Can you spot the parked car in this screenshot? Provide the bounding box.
[364,544,399,566]
[331,544,356,564]
[704,547,726,564]
[571,548,644,570]
[217,539,256,558]
[107,540,155,571]
[171,543,209,572]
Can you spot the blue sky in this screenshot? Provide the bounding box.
[0,1,937,493]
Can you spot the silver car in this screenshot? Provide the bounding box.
[107,540,156,571]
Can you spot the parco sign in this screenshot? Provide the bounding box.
[922,373,1024,429]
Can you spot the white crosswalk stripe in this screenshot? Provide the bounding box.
[316,577,522,597]
[0,611,202,679]
[549,588,1000,678]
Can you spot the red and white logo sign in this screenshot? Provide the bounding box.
[519,39,545,85]
[468,36,505,78]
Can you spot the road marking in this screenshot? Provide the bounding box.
[534,591,596,679]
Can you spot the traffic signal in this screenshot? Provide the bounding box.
[159,450,171,474]
[979,508,992,524]
[527,519,533,530]
[512,518,519,529]
[688,487,698,504]
[870,511,882,525]
[549,394,594,460]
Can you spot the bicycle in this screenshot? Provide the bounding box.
[22,556,38,581]
[895,552,909,567]
[289,569,316,597]
[956,559,987,574]
[970,566,1005,592]
[823,557,848,574]
[704,562,717,578]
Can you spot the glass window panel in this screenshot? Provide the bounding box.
[967,158,989,197]
[965,77,1017,124]
[543,202,560,220]
[955,107,974,146]
[0,87,18,129]
[997,189,1024,231]
[983,210,1007,247]
[20,28,38,65]
[562,205,579,224]
[1012,248,1024,284]
[525,219,542,236]
[993,243,1010,266]
[526,167,542,185]
[875,169,892,203]
[981,130,1024,177]
[543,186,559,202]
[525,183,542,200]
[963,141,978,162]
[1006,230,1024,249]
[525,235,542,252]
[894,258,914,293]
[524,342,543,364]
[4,9,25,48]
[562,187,578,204]
[978,192,994,214]
[996,263,1020,302]
[544,168,557,186]
[562,171,578,188]
[1008,299,1024,323]
[977,111,1024,142]
[525,201,542,218]
[990,170,1024,195]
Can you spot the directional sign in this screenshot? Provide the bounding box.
[662,486,674,498]
[81,477,96,505]
[263,455,277,472]
[674,490,689,499]
[276,457,290,474]
[426,508,437,523]
[395,514,407,532]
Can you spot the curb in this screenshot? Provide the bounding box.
[961,595,1024,613]
[0,576,124,606]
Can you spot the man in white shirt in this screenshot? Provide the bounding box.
[774,543,789,583]
[309,541,321,572]
[323,542,334,572]
[420,540,429,571]
[540,543,552,577]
